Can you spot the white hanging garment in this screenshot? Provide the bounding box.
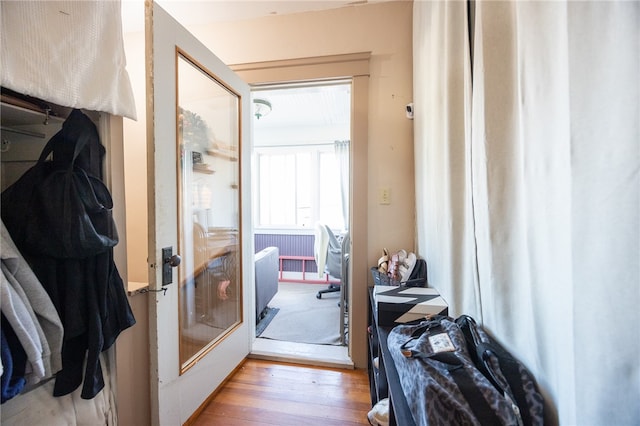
[0,1,136,119]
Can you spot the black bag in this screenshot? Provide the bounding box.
[406,258,428,287]
[1,110,118,259]
[388,315,545,426]
[455,315,545,426]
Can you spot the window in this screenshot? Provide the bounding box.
[256,144,344,230]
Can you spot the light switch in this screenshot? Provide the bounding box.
[379,187,391,205]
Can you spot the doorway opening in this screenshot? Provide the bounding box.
[250,80,352,367]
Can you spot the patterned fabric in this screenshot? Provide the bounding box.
[388,316,543,426]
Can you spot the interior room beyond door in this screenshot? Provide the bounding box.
[251,82,351,364]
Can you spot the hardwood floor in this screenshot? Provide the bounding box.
[191,358,372,426]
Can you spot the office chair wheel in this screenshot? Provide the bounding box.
[316,293,322,299]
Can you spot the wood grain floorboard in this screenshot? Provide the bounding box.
[192,358,372,426]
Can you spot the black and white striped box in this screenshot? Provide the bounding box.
[374,285,448,326]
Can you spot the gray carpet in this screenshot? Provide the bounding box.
[259,282,342,345]
[256,307,279,337]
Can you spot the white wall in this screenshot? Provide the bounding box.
[119,25,151,426]
[122,28,148,284]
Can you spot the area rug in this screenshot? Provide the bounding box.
[259,282,342,345]
[256,307,279,337]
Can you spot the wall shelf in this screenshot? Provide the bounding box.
[206,148,237,162]
[193,163,215,174]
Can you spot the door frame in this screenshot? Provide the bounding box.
[232,53,370,367]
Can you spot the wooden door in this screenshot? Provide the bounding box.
[146,3,253,424]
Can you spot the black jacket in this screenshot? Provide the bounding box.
[1,110,135,399]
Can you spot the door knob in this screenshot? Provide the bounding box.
[166,254,181,267]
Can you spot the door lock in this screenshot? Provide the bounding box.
[162,247,181,286]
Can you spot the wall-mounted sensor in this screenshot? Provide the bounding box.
[406,103,414,120]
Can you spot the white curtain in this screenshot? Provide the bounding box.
[413,0,479,318]
[335,140,350,230]
[414,1,639,425]
[1,1,136,119]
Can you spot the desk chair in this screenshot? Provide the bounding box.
[314,223,346,299]
[339,232,350,344]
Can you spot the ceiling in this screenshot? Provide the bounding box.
[252,82,351,138]
[122,0,398,33]
[122,0,389,136]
